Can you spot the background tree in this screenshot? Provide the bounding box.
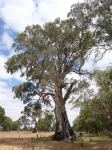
[5,1,106,140]
[73,99,106,133]
[0,106,5,129]
[73,67,112,133]
[21,101,42,132]
[37,110,55,131]
[0,106,15,131]
[0,106,5,117]
[95,67,112,131]
[2,116,13,131]
[12,120,21,131]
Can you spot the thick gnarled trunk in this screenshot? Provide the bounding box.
[53,98,76,141]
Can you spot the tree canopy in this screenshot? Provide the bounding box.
[5,0,112,140]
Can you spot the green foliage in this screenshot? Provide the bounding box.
[19,108,55,132]
[12,120,21,131]
[0,106,5,125]
[19,101,42,131]
[0,106,5,117]
[93,0,112,43]
[2,116,13,131]
[37,110,55,131]
[73,67,112,133]
[5,1,100,106]
[0,106,21,131]
[73,100,106,133]
[95,67,112,92]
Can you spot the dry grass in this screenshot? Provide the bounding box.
[0,131,112,150]
[0,131,53,150]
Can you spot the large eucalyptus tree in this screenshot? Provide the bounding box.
[6,2,101,140]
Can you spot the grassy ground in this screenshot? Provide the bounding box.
[32,135,112,150]
[0,131,112,150]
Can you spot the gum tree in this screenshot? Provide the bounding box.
[6,2,99,140]
[21,101,42,133]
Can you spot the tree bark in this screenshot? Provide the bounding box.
[53,87,76,141]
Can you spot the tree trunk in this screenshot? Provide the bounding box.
[53,99,76,141]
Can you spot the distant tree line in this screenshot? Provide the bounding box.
[0,105,55,132]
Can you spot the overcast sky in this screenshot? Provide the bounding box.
[0,0,112,124]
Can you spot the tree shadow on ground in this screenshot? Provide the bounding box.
[0,137,31,148]
[0,136,112,150]
[32,137,112,150]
